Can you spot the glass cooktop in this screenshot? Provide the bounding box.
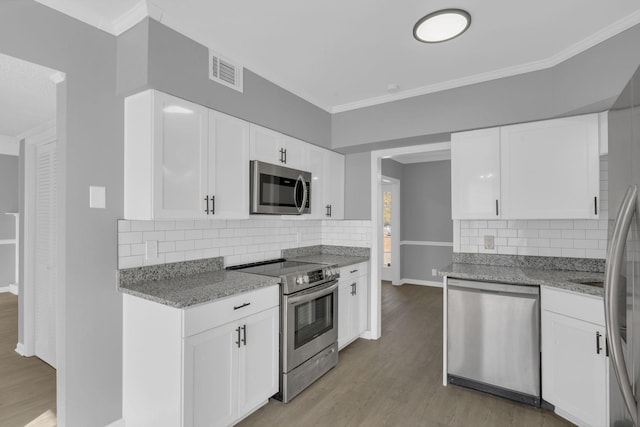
[228,259,324,277]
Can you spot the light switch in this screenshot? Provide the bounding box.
[89,186,106,209]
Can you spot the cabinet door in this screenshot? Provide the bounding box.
[305,144,327,219]
[451,128,501,219]
[281,136,306,170]
[541,311,608,427]
[183,321,239,427]
[250,124,282,165]
[354,274,368,336]
[326,151,345,219]
[237,307,279,417]
[338,280,352,349]
[210,111,250,219]
[500,114,600,219]
[153,91,209,219]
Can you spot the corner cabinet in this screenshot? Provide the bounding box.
[338,262,368,349]
[451,128,501,219]
[306,144,345,219]
[541,286,608,427]
[451,113,600,220]
[124,90,250,220]
[123,286,279,427]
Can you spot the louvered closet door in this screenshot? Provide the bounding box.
[35,140,57,368]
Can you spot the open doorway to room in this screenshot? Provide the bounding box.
[367,142,452,339]
[0,52,60,426]
[380,176,400,284]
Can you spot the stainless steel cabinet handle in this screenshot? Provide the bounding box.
[211,195,215,215]
[594,196,598,215]
[595,331,603,354]
[279,148,285,163]
[235,326,241,348]
[350,269,358,274]
[604,184,638,427]
[241,325,247,346]
[284,148,287,164]
[351,282,357,296]
[326,204,331,217]
[495,199,499,216]
[204,195,210,215]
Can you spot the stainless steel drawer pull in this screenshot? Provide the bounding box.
[233,302,251,310]
[351,282,357,296]
[349,269,358,274]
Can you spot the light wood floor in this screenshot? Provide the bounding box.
[0,293,56,427]
[239,282,574,427]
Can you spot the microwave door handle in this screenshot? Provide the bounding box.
[294,175,306,214]
[604,184,638,427]
[293,177,301,212]
[301,176,308,213]
[287,282,339,305]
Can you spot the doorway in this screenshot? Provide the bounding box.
[381,177,400,284]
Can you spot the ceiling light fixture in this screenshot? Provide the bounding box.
[413,9,471,43]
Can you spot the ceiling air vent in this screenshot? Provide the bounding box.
[209,50,243,93]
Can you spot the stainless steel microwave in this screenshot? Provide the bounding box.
[250,160,311,215]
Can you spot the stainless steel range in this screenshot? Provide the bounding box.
[229,259,340,402]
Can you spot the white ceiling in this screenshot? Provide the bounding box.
[0,53,57,138]
[34,0,640,113]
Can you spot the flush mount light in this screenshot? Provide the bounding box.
[413,9,471,43]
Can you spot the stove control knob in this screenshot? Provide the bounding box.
[295,275,304,285]
[303,274,309,283]
[324,268,332,279]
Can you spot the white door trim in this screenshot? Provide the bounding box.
[22,124,57,358]
[369,142,451,340]
[381,177,400,285]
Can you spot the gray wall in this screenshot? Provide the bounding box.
[118,19,332,149]
[0,155,18,285]
[400,161,452,282]
[344,152,371,219]
[1,2,122,425]
[332,23,640,149]
[381,158,403,181]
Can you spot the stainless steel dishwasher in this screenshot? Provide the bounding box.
[447,278,540,406]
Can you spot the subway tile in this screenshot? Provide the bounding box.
[497,246,518,255]
[158,241,176,253]
[585,229,607,240]
[143,254,165,266]
[154,220,176,231]
[203,248,220,258]
[165,252,186,263]
[194,219,212,229]
[487,220,507,229]
[184,229,203,240]
[130,243,145,256]
[538,247,562,257]
[118,245,131,257]
[539,229,562,239]
[460,220,470,228]
[203,229,220,239]
[527,220,550,229]
[573,220,599,230]
[498,229,517,238]
[460,245,478,253]
[550,239,574,248]
[194,239,212,249]
[518,247,539,256]
[142,231,165,241]
[469,220,487,228]
[119,232,143,245]
[131,220,155,232]
[461,228,479,237]
[220,229,234,238]
[508,220,528,229]
[119,255,144,269]
[585,249,606,259]
[550,220,574,229]
[562,229,586,239]
[176,220,195,230]
[185,249,204,261]
[574,239,599,249]
[518,229,539,238]
[165,230,185,241]
[562,248,586,258]
[176,240,195,251]
[118,220,131,233]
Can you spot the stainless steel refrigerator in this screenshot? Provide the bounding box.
[606,64,640,427]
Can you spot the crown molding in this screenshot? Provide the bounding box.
[330,9,640,113]
[112,1,149,35]
[16,119,57,144]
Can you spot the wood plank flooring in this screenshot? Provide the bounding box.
[0,293,56,427]
[239,282,574,427]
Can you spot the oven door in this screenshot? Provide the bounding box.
[250,160,310,215]
[283,281,338,372]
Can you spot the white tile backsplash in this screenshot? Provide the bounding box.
[454,156,609,259]
[118,218,372,269]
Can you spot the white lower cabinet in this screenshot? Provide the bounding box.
[124,286,279,427]
[541,286,608,427]
[338,262,368,349]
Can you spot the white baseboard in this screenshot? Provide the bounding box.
[399,278,443,288]
[359,330,378,340]
[105,418,125,427]
[15,342,26,356]
[0,286,8,293]
[9,283,18,295]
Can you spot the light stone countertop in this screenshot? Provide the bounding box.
[119,270,280,309]
[289,254,369,268]
[438,263,605,297]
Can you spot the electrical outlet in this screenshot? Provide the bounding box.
[484,235,495,250]
[146,240,158,260]
[431,268,437,276]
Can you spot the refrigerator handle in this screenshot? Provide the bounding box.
[604,184,638,427]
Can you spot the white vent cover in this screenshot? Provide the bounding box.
[209,50,243,93]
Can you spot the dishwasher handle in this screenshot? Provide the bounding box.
[448,278,539,296]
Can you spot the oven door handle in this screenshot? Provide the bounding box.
[287,282,338,305]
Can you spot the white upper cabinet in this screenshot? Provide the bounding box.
[500,114,600,219]
[451,128,501,219]
[208,110,250,219]
[451,113,600,220]
[124,90,250,220]
[305,145,345,219]
[249,124,306,170]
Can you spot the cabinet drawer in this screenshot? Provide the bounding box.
[184,285,279,337]
[541,286,604,326]
[339,262,367,283]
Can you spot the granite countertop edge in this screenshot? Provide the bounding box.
[288,254,370,268]
[119,270,280,309]
[438,263,604,298]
